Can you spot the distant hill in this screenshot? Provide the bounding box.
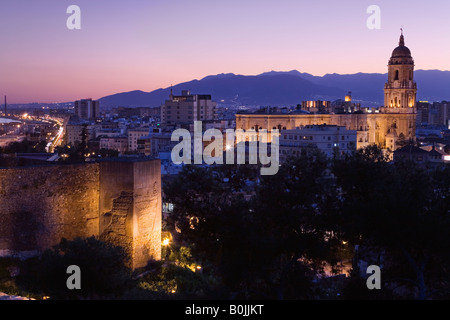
[99,70,450,108]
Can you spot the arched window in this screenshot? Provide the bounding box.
[394,70,399,81]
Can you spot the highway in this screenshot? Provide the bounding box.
[46,119,64,153]
[0,115,64,151]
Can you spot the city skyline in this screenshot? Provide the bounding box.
[1,0,450,103]
[2,1,450,302]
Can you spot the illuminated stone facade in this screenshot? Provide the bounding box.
[236,32,417,151]
[0,159,161,269]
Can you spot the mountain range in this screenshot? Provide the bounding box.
[99,70,450,108]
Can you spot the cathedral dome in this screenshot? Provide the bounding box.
[391,31,412,58]
[391,45,411,58]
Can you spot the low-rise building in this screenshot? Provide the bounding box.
[99,136,129,154]
[137,129,178,157]
[128,127,150,152]
[394,144,450,164]
[279,125,357,162]
[66,122,98,146]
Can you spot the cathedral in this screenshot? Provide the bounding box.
[235,31,417,151]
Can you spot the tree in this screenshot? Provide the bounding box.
[396,133,409,148]
[354,143,391,163]
[164,165,260,296]
[18,237,132,299]
[164,153,347,299]
[333,146,450,299]
[133,259,223,300]
[70,124,89,161]
[253,151,347,299]
[0,139,47,154]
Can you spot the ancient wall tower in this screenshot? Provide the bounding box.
[0,159,161,270]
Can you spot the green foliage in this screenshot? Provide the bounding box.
[164,145,450,300]
[168,245,196,270]
[98,148,119,158]
[0,139,47,154]
[56,144,118,162]
[396,133,410,148]
[164,153,346,299]
[334,145,450,299]
[354,143,391,163]
[17,237,132,299]
[0,258,20,295]
[135,261,223,299]
[2,144,449,300]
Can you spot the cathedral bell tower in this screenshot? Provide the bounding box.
[383,29,417,113]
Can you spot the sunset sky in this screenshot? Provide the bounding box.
[1,0,450,103]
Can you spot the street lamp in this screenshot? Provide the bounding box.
[162,237,171,261]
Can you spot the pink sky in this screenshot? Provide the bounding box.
[1,0,450,103]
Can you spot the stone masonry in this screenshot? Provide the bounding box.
[0,159,161,269]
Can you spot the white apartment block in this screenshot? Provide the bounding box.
[280,125,357,162]
[128,128,150,152]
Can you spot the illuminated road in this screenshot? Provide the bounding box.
[46,118,64,153]
[0,115,65,151]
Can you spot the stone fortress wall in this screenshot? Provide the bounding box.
[0,159,161,269]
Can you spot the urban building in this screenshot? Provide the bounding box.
[66,122,98,146]
[95,122,125,138]
[301,100,332,113]
[394,145,450,164]
[331,92,362,114]
[128,127,151,152]
[99,136,129,154]
[416,102,430,126]
[279,125,357,162]
[136,128,178,157]
[235,31,417,151]
[74,99,100,120]
[161,89,217,128]
[112,106,161,119]
[417,101,450,127]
